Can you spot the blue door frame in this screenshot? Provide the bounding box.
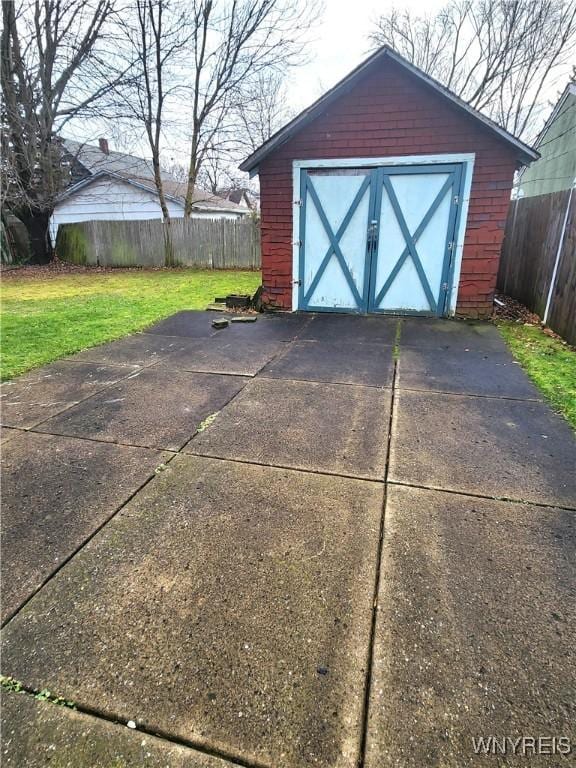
[298,163,466,317]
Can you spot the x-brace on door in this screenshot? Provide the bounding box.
[297,162,464,316]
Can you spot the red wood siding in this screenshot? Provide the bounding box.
[258,58,519,318]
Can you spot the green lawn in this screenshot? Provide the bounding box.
[1,269,261,380]
[497,321,576,428]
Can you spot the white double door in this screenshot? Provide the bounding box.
[297,162,464,315]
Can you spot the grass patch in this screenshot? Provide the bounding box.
[1,269,260,380]
[393,319,402,361]
[496,321,576,428]
[0,675,24,693]
[196,411,220,433]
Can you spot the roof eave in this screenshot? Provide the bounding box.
[192,204,248,214]
[56,170,185,206]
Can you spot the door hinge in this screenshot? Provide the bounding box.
[447,241,454,251]
[294,199,303,206]
[442,282,449,292]
[293,240,303,247]
[292,279,302,285]
[453,195,459,204]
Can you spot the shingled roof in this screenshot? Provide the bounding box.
[240,45,538,173]
[61,139,246,214]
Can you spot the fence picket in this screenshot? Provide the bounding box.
[498,190,575,345]
[56,216,261,271]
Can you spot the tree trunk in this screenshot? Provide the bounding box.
[18,209,53,264]
[184,164,196,218]
[184,136,198,218]
[163,220,175,267]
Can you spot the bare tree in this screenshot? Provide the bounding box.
[370,0,576,139]
[235,69,293,152]
[118,0,193,224]
[0,0,130,262]
[114,0,196,264]
[182,0,319,217]
[197,69,292,193]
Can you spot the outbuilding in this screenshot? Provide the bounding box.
[240,46,538,318]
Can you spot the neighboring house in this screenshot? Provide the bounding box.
[50,138,248,243]
[515,83,576,198]
[219,187,260,212]
[240,45,537,318]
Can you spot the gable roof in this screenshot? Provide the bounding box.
[62,138,159,181]
[239,45,538,173]
[59,140,247,214]
[56,170,248,214]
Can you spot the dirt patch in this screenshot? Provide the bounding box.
[493,292,541,324]
[493,292,570,345]
[0,260,198,281]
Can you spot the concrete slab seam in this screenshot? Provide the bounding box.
[256,374,393,391]
[358,329,400,767]
[387,479,576,514]
[24,430,181,454]
[395,385,543,403]
[146,359,256,379]
[0,685,260,768]
[181,449,389,484]
[0,451,177,630]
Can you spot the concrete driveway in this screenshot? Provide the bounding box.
[1,312,575,768]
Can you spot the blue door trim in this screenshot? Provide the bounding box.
[297,168,307,310]
[441,164,466,315]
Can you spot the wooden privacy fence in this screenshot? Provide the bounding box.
[498,189,575,345]
[56,216,261,269]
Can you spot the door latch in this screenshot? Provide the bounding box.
[367,219,378,250]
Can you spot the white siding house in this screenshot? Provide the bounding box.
[50,139,248,244]
[50,173,245,244]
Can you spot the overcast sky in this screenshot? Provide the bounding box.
[286,0,447,111]
[72,0,573,169]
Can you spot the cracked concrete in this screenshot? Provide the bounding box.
[389,389,576,508]
[0,360,135,429]
[35,368,248,451]
[1,312,575,768]
[185,377,392,479]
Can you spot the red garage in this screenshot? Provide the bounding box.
[240,46,538,319]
